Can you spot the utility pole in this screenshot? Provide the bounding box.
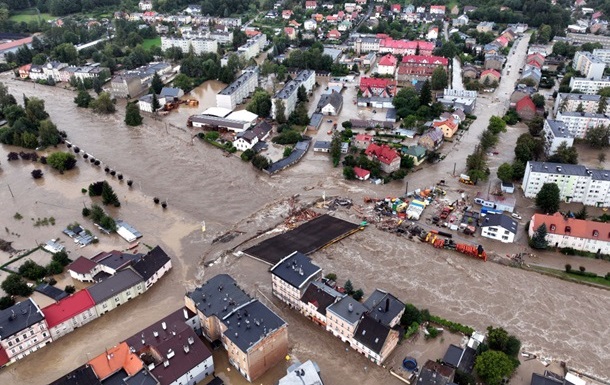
[405,181,408,196]
[7,184,14,198]
[453,163,456,176]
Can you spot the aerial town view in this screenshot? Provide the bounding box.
[0,0,609,384]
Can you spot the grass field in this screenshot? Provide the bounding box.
[9,8,52,23]
[142,37,161,50]
[531,266,610,289]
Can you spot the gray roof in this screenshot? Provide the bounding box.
[187,274,251,318]
[35,283,68,301]
[558,93,601,102]
[266,139,311,174]
[481,213,518,234]
[418,361,456,385]
[279,360,323,385]
[131,246,171,281]
[531,373,564,385]
[160,87,182,98]
[442,344,464,368]
[86,269,144,304]
[294,69,315,83]
[309,113,323,128]
[353,314,391,354]
[314,140,331,150]
[222,299,286,352]
[300,281,344,315]
[275,79,300,99]
[327,295,367,324]
[363,289,404,326]
[559,111,609,119]
[544,119,572,138]
[0,299,45,340]
[527,161,610,178]
[270,251,321,289]
[49,365,102,385]
[124,370,158,385]
[317,91,343,111]
[219,70,257,95]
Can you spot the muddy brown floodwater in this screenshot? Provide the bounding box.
[0,73,609,384]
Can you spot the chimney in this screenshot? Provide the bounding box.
[153,331,159,337]
[188,336,194,345]
[348,303,353,312]
[162,322,167,330]
[385,297,390,313]
[183,345,190,354]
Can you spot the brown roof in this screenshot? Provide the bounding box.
[532,213,610,242]
[67,256,98,274]
[88,342,143,380]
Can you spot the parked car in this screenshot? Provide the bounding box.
[511,213,522,220]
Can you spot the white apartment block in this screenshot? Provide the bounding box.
[354,37,381,53]
[216,67,259,110]
[592,48,610,64]
[523,161,610,207]
[529,213,610,254]
[573,51,606,80]
[553,93,610,115]
[271,70,315,119]
[270,252,322,309]
[569,77,610,94]
[543,119,574,154]
[238,33,267,61]
[161,36,218,55]
[555,111,610,139]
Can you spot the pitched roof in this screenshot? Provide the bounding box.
[131,246,171,281]
[359,77,397,89]
[516,96,536,112]
[355,133,373,142]
[49,365,102,385]
[354,166,371,179]
[417,360,455,385]
[187,274,251,318]
[68,256,99,274]
[0,36,33,52]
[482,213,518,234]
[160,87,182,97]
[481,69,501,79]
[87,342,143,380]
[378,53,397,67]
[401,55,448,66]
[279,360,323,385]
[433,119,458,132]
[270,251,321,289]
[403,145,427,157]
[365,143,399,165]
[327,295,367,324]
[35,283,68,301]
[300,281,344,315]
[86,269,144,304]
[42,290,96,328]
[442,344,464,367]
[363,289,404,326]
[531,213,610,242]
[0,299,45,339]
[318,91,343,110]
[91,250,143,271]
[353,314,391,354]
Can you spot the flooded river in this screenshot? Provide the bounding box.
[0,74,609,383]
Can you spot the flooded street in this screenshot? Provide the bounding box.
[0,63,609,384]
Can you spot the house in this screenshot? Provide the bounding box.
[217,66,259,110]
[233,121,272,151]
[479,69,501,85]
[131,246,172,289]
[463,5,477,13]
[49,366,101,385]
[494,36,509,48]
[359,77,398,97]
[441,109,465,123]
[138,0,152,10]
[430,5,446,14]
[308,112,323,131]
[417,360,456,385]
[477,21,495,33]
[528,213,610,254]
[305,0,317,9]
[354,133,373,149]
[18,63,31,79]
[484,54,506,70]
[351,314,399,365]
[442,344,477,373]
[365,143,401,173]
[326,296,367,343]
[453,14,469,26]
[284,27,297,40]
[391,4,401,13]
[313,141,331,152]
[427,26,439,40]
[462,64,478,79]
[67,256,103,282]
[282,10,293,19]
[474,192,516,213]
[304,19,317,30]
[377,53,397,75]
[86,342,143,381]
[418,128,444,150]
[300,281,345,326]
[86,269,146,316]
[160,87,184,101]
[317,91,343,115]
[138,94,165,113]
[402,145,427,165]
[433,119,459,138]
[279,360,323,385]
[327,29,341,40]
[42,290,98,340]
[354,166,371,180]
[0,299,52,364]
[480,214,518,243]
[270,251,322,308]
[363,289,405,327]
[515,96,538,121]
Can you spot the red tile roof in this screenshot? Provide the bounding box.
[401,55,448,66]
[0,347,9,367]
[359,77,397,89]
[0,36,33,52]
[354,167,370,179]
[378,53,397,67]
[67,256,98,274]
[88,342,143,380]
[391,4,401,11]
[481,69,501,79]
[42,290,96,328]
[515,96,536,112]
[355,133,373,142]
[532,213,610,242]
[365,143,399,165]
[433,119,458,131]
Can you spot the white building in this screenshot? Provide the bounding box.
[0,299,52,364]
[553,93,610,115]
[572,51,606,80]
[279,360,324,385]
[270,251,322,309]
[529,213,610,254]
[138,0,152,10]
[592,48,610,64]
[138,94,165,113]
[555,111,610,139]
[480,214,518,243]
[543,119,574,154]
[299,281,345,326]
[233,121,272,151]
[42,290,98,340]
[326,296,368,343]
[271,70,315,119]
[569,77,610,94]
[304,19,317,31]
[86,269,146,316]
[161,36,218,55]
[237,33,267,61]
[523,161,610,207]
[216,67,259,110]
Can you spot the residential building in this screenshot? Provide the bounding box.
[569,77,610,95]
[326,296,367,342]
[553,93,610,115]
[479,69,501,84]
[418,361,456,385]
[111,74,143,99]
[42,290,98,340]
[359,77,397,97]
[138,94,165,113]
[67,255,105,282]
[272,70,315,119]
[529,213,610,254]
[160,87,184,101]
[317,91,343,115]
[279,360,323,385]
[427,26,439,40]
[233,121,272,151]
[437,89,477,113]
[362,289,404,327]
[396,55,448,82]
[86,269,146,316]
[300,281,345,326]
[402,145,427,165]
[555,111,610,139]
[462,64,478,79]
[365,143,401,173]
[217,67,259,110]
[131,246,172,289]
[87,343,145,382]
[354,37,380,54]
[0,36,33,63]
[161,36,218,55]
[304,19,317,30]
[305,0,317,9]
[351,314,399,365]
[522,161,610,207]
[49,365,102,385]
[515,96,538,121]
[353,133,373,149]
[270,251,322,308]
[543,119,574,154]
[592,48,610,64]
[476,21,495,32]
[377,53,397,75]
[433,119,459,138]
[484,54,506,71]
[573,51,606,80]
[0,299,52,364]
[418,128,444,150]
[139,0,152,10]
[480,214,518,243]
[442,344,476,373]
[354,166,371,180]
[453,14,469,26]
[237,33,267,61]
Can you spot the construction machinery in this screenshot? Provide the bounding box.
[422,230,486,261]
[459,173,475,185]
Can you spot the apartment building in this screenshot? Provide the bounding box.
[573,51,606,80]
[0,299,52,365]
[569,77,610,94]
[86,269,146,316]
[42,290,98,340]
[554,111,610,139]
[351,314,400,365]
[592,48,610,64]
[300,281,345,326]
[543,119,574,154]
[238,33,267,61]
[216,66,259,110]
[523,161,610,207]
[326,296,367,343]
[553,93,610,115]
[270,251,322,308]
[271,70,315,119]
[529,213,610,254]
[161,36,218,55]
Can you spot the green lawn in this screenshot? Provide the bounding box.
[142,37,161,50]
[531,266,610,289]
[9,8,52,23]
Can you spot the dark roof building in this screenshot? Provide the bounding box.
[48,365,102,385]
[531,373,564,385]
[91,250,143,271]
[270,251,322,290]
[35,283,68,301]
[67,256,98,274]
[417,360,456,385]
[352,314,392,354]
[363,289,405,327]
[327,296,367,325]
[0,298,46,341]
[300,281,344,315]
[131,246,171,281]
[86,269,144,304]
[186,274,251,318]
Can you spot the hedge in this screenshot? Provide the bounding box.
[429,315,474,336]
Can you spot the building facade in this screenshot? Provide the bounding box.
[86,269,146,316]
[529,213,610,254]
[270,251,322,308]
[543,119,574,154]
[555,111,610,139]
[216,67,259,110]
[161,36,218,55]
[0,299,52,363]
[569,77,610,94]
[42,290,98,340]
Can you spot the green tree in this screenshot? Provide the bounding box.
[125,102,143,126]
[511,160,526,180]
[531,94,545,108]
[598,96,607,114]
[431,66,448,90]
[101,181,120,206]
[537,24,552,44]
[1,274,33,297]
[352,289,364,301]
[344,280,354,295]
[343,166,356,180]
[400,303,422,326]
[584,125,610,148]
[172,73,193,92]
[74,89,92,108]
[487,116,507,135]
[536,183,560,214]
[241,149,255,161]
[251,154,270,170]
[420,80,432,106]
[475,350,517,385]
[150,72,164,94]
[297,85,308,103]
[247,89,272,117]
[21,131,39,149]
[38,119,61,147]
[575,206,588,220]
[0,296,15,310]
[18,260,47,280]
[547,141,578,164]
[596,87,610,97]
[531,225,547,249]
[52,250,72,266]
[497,163,514,183]
[47,152,77,172]
[479,130,499,151]
[330,132,342,167]
[90,92,116,114]
[46,260,64,275]
[275,99,287,124]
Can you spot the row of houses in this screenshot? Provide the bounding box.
[111,62,175,99]
[353,36,435,56]
[18,62,110,83]
[270,251,404,365]
[529,213,610,254]
[0,246,172,367]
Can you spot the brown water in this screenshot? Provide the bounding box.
[1,58,609,384]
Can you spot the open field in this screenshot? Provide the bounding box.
[142,37,161,50]
[9,8,52,23]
